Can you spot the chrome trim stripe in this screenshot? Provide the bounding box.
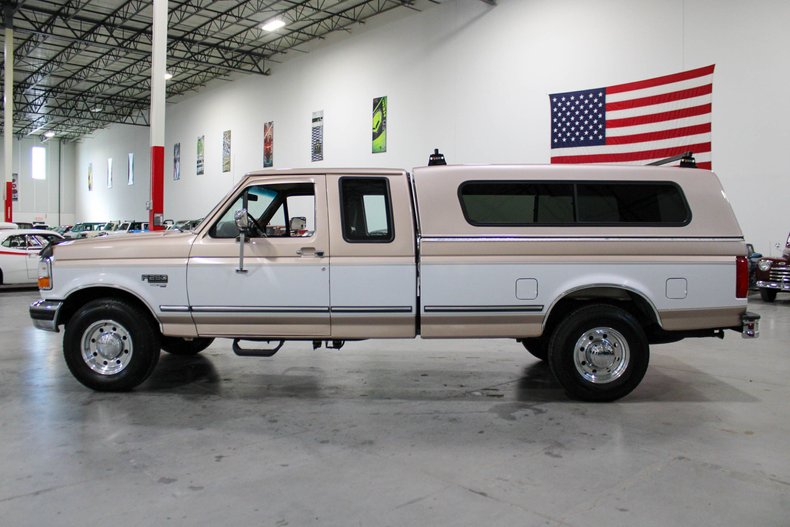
[420,236,744,243]
[162,305,413,314]
[190,306,330,314]
[330,306,413,313]
[160,305,191,312]
[424,305,544,313]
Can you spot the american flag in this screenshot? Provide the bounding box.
[550,65,714,169]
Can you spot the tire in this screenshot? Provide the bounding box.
[161,336,214,355]
[520,337,548,361]
[63,298,161,391]
[548,304,649,402]
[759,288,777,303]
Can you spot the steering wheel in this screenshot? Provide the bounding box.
[245,212,266,237]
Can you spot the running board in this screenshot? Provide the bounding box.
[232,338,284,357]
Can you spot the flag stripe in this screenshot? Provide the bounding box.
[606,113,710,136]
[606,84,712,111]
[553,133,710,157]
[606,64,715,95]
[605,123,711,145]
[606,103,711,128]
[551,142,711,164]
[605,75,713,103]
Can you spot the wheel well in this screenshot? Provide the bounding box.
[58,287,159,331]
[543,287,658,338]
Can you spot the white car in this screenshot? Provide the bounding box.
[0,229,64,285]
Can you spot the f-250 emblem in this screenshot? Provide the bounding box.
[141,274,168,286]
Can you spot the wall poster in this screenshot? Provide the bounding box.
[263,121,274,168]
[372,96,387,153]
[222,130,231,172]
[127,153,134,185]
[173,143,181,181]
[311,111,324,162]
[196,135,205,175]
[88,162,93,191]
[11,172,18,201]
[107,158,113,188]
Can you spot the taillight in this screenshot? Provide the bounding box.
[736,256,748,298]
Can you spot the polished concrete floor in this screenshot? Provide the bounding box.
[1,288,788,526]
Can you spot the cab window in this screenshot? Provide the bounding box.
[210,183,316,239]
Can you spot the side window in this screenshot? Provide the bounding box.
[459,180,689,226]
[459,182,574,225]
[210,183,316,238]
[340,178,394,243]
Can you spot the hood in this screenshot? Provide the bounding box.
[52,230,196,261]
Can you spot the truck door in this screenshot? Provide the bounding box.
[186,176,330,338]
[326,173,417,338]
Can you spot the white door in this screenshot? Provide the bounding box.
[187,176,330,338]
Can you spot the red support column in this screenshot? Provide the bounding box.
[149,146,164,230]
[4,182,11,222]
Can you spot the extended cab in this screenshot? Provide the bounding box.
[30,164,759,401]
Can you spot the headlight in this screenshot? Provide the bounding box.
[38,258,52,290]
[758,260,772,272]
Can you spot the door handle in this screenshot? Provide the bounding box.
[297,247,325,257]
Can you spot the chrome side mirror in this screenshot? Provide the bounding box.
[234,209,249,233]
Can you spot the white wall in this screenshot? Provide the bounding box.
[1,136,76,226]
[74,0,790,254]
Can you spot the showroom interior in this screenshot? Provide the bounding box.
[1,0,789,525]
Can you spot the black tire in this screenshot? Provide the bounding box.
[520,337,548,361]
[548,304,649,402]
[759,288,777,303]
[161,336,214,355]
[63,298,161,391]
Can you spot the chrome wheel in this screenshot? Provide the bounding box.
[573,326,629,384]
[81,319,133,375]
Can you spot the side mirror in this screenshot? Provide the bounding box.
[234,209,249,233]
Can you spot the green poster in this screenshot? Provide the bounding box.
[372,96,387,153]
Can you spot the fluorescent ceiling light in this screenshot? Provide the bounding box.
[44,131,55,138]
[261,19,286,31]
[91,106,102,112]
[164,72,173,80]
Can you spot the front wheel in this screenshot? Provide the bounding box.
[548,304,649,402]
[63,298,161,391]
[161,336,214,355]
[759,288,777,302]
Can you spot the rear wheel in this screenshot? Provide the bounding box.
[63,298,160,391]
[161,336,214,355]
[548,304,649,402]
[759,288,777,302]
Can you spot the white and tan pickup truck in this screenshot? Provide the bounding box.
[30,163,759,401]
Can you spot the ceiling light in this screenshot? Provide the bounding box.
[91,106,102,113]
[164,72,173,80]
[44,131,55,138]
[261,19,286,32]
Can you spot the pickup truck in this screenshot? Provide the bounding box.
[30,162,759,401]
[755,232,790,302]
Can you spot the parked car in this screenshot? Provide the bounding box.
[747,243,763,290]
[755,233,790,302]
[63,222,106,239]
[167,219,203,232]
[106,220,149,235]
[0,229,64,285]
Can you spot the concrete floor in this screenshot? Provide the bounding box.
[0,288,788,526]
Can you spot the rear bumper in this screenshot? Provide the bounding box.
[29,299,63,332]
